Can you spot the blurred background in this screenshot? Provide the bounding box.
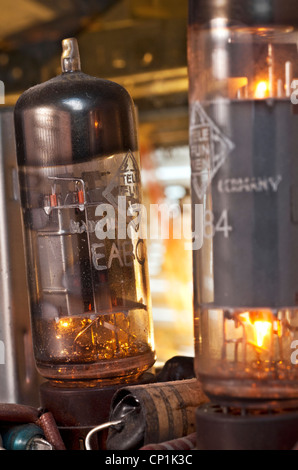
[0,0,192,365]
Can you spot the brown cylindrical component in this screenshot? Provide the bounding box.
[107,378,208,450]
[0,404,39,424]
[36,411,66,450]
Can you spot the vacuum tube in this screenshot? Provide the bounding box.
[188,1,298,403]
[14,38,155,385]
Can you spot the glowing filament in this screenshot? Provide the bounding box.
[252,320,272,348]
[238,311,273,350]
[254,81,269,99]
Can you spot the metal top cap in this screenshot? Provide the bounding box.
[61,37,81,73]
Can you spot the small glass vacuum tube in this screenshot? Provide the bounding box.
[188,1,298,403]
[14,38,155,385]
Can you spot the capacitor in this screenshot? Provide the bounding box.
[1,424,53,450]
[105,378,208,450]
[14,38,155,385]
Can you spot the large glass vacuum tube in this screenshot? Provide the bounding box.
[14,38,155,385]
[188,0,298,403]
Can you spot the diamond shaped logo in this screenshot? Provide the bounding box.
[102,150,140,207]
[190,102,235,200]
